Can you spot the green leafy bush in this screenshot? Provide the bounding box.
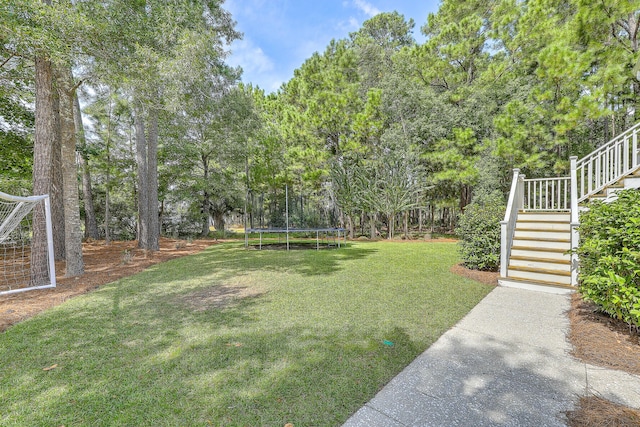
[577,189,640,329]
[457,190,505,271]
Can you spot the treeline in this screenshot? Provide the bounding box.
[267,1,640,239]
[1,0,639,274]
[2,0,241,277]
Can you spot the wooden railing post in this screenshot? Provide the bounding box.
[570,156,579,286]
[501,168,521,278]
[634,127,639,168]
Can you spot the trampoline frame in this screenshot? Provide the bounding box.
[244,227,346,250]
[244,184,346,250]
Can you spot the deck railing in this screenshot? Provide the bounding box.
[500,169,524,278]
[501,122,640,286]
[523,176,571,211]
[570,156,579,286]
[576,121,640,202]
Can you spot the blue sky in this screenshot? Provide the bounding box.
[225,0,442,93]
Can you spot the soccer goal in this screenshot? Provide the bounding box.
[0,191,56,295]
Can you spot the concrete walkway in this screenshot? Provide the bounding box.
[343,286,640,427]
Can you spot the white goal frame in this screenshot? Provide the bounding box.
[0,191,56,295]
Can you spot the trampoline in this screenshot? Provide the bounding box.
[244,184,346,250]
[244,227,346,250]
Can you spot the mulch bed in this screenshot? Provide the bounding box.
[450,263,500,285]
[0,238,217,332]
[565,395,640,427]
[567,293,640,376]
[565,294,640,426]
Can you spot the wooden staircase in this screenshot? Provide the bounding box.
[587,169,640,203]
[501,212,572,292]
[500,122,640,293]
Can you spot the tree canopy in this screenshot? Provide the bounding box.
[2,0,638,244]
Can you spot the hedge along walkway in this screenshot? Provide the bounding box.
[0,241,492,426]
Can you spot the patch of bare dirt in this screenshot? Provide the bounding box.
[178,285,265,311]
[0,238,217,332]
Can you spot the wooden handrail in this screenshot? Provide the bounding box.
[500,169,524,277]
[576,122,640,202]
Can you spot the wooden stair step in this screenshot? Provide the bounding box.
[516,219,571,230]
[513,237,570,243]
[499,277,575,291]
[514,227,570,232]
[508,265,571,276]
[509,255,570,265]
[510,246,568,253]
[518,209,569,215]
[517,219,570,224]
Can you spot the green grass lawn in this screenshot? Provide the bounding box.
[0,241,492,426]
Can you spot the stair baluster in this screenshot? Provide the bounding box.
[500,122,640,291]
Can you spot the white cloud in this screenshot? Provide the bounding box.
[227,38,287,92]
[227,39,274,75]
[353,0,380,17]
[335,16,361,34]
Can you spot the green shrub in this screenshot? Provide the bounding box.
[577,189,640,329]
[456,190,505,271]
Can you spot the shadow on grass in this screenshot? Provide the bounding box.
[1,287,422,426]
[0,241,492,426]
[131,242,378,290]
[344,329,582,426]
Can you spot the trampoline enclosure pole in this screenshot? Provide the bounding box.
[286,184,289,251]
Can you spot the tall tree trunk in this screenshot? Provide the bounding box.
[32,54,56,283]
[369,212,376,239]
[104,96,113,245]
[460,184,472,211]
[213,211,225,236]
[200,155,210,237]
[57,67,84,276]
[249,192,254,229]
[259,192,264,228]
[134,103,149,249]
[51,76,65,260]
[299,193,304,225]
[403,211,409,239]
[430,204,435,232]
[347,214,354,239]
[74,95,99,240]
[147,107,159,251]
[201,194,210,237]
[104,185,110,244]
[159,199,164,235]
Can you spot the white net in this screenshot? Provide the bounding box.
[0,192,55,295]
